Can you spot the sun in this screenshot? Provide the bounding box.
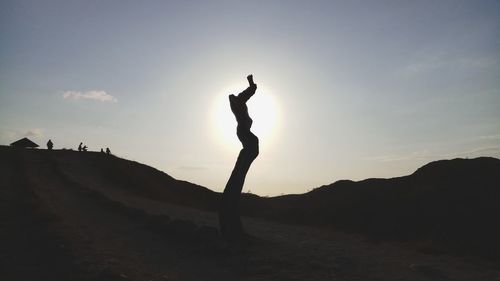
[212,84,280,150]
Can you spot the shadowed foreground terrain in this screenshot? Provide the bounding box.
[1,145,499,280]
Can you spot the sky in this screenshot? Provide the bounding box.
[1,0,499,196]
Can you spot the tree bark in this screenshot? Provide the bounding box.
[219,80,258,242]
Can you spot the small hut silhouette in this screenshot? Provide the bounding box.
[10,137,39,148]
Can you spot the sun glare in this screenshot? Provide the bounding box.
[212,84,280,150]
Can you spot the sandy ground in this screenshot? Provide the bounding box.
[1,149,499,281]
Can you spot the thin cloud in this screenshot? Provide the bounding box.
[365,150,432,162]
[366,146,500,163]
[24,128,43,137]
[400,52,497,77]
[0,130,18,140]
[403,54,446,75]
[62,90,117,102]
[478,134,500,140]
[177,166,208,171]
[451,146,500,157]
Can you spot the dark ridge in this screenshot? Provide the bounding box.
[265,157,500,259]
[2,145,499,259]
[413,157,500,178]
[47,147,220,211]
[0,147,93,280]
[39,147,223,250]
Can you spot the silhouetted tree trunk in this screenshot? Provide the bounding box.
[219,76,258,242]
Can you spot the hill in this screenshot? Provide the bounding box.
[265,157,500,258]
[1,145,499,260]
[2,145,500,280]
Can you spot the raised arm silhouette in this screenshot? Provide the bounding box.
[219,75,259,242]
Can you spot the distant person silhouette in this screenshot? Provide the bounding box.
[100,148,105,153]
[219,74,259,241]
[46,139,53,150]
[106,147,111,155]
[82,145,88,152]
[78,142,83,152]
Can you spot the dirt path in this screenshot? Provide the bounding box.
[2,149,499,281]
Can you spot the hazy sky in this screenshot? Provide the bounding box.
[1,0,499,195]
